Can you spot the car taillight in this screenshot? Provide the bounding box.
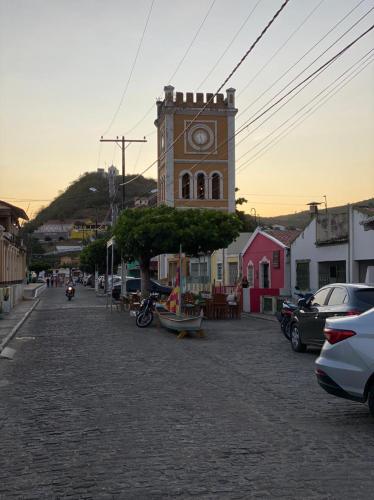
[324,328,356,344]
[345,310,361,316]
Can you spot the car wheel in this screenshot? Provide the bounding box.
[290,324,306,352]
[368,383,374,418]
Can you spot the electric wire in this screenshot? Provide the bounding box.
[125,0,217,136]
[237,54,374,174]
[146,24,374,206]
[102,0,155,137]
[121,0,292,187]
[237,0,369,115]
[236,0,325,97]
[236,47,374,165]
[196,0,262,90]
[168,0,217,84]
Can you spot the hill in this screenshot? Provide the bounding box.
[23,171,157,233]
[260,198,374,229]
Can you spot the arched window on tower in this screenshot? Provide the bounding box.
[197,173,206,199]
[181,173,191,199]
[212,173,221,199]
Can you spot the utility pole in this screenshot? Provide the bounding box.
[100,136,147,209]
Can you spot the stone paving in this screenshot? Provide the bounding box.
[0,286,373,499]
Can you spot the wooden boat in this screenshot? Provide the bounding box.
[155,304,204,337]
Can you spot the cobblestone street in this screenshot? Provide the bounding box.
[0,286,373,499]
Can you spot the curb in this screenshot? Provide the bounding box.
[0,298,40,353]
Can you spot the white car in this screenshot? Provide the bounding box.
[315,308,374,417]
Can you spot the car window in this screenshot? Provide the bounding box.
[327,287,347,306]
[354,289,374,307]
[310,287,331,307]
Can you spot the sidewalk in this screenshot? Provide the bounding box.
[0,298,40,352]
[241,312,278,323]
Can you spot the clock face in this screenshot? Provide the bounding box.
[187,123,215,152]
[192,128,209,146]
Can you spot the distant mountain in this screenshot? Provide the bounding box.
[23,171,156,233]
[260,198,374,229]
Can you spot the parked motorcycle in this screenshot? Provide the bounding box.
[136,293,159,328]
[279,289,313,340]
[66,285,75,301]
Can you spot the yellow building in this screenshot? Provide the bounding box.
[155,86,237,212]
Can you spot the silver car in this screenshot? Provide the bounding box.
[315,308,374,417]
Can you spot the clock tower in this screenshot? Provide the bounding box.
[154,86,237,212]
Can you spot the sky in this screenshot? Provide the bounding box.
[0,0,373,220]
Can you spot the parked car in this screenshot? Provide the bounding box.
[289,283,374,352]
[315,308,374,417]
[111,278,172,299]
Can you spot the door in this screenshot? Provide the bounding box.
[228,262,238,286]
[299,286,332,345]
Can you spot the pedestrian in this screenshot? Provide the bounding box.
[46,276,50,288]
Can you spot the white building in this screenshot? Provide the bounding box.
[290,207,374,292]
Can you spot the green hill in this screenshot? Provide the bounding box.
[260,198,374,229]
[23,171,157,233]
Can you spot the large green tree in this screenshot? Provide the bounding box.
[113,206,242,295]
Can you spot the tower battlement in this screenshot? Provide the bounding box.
[159,85,236,110]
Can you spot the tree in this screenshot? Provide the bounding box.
[113,206,242,295]
[80,237,120,275]
[79,238,107,274]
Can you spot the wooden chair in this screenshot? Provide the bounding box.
[212,293,229,320]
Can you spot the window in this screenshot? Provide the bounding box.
[212,173,220,199]
[247,264,254,287]
[273,250,280,269]
[190,263,199,276]
[197,173,205,199]
[260,262,270,288]
[182,173,190,199]
[296,261,310,290]
[310,287,331,307]
[217,263,223,280]
[327,287,347,306]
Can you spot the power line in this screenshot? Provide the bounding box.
[121,0,292,187]
[237,0,369,116]
[236,0,325,96]
[125,0,217,137]
[149,23,373,203]
[168,0,217,83]
[236,54,374,174]
[236,48,374,168]
[196,0,262,90]
[102,0,155,136]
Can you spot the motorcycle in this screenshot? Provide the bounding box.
[66,285,75,301]
[136,293,159,328]
[279,289,313,340]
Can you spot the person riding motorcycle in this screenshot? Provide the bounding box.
[65,280,75,297]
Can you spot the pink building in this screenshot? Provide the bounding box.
[241,228,300,313]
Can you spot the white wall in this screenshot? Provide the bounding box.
[291,209,374,291]
[290,218,348,293]
[352,210,374,260]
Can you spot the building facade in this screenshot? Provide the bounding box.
[0,201,28,311]
[155,86,237,213]
[290,207,374,293]
[241,228,300,313]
